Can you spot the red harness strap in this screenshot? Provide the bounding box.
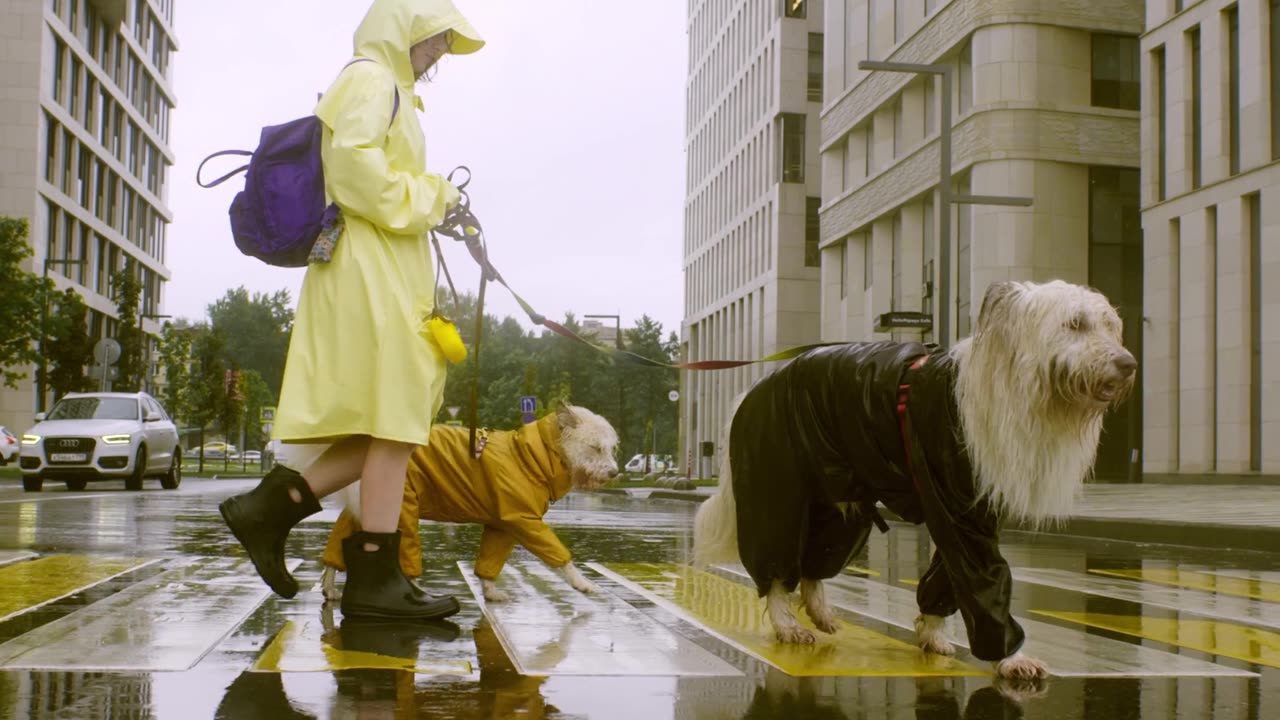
[897,355,930,491]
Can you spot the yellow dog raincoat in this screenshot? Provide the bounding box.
[323,414,576,578]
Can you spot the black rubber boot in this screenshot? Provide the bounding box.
[219,465,321,599]
[340,531,460,621]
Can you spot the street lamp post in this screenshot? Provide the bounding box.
[585,313,626,459]
[38,258,87,413]
[857,60,1033,348]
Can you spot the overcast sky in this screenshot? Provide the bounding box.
[167,1,688,338]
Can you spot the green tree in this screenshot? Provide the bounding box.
[237,369,275,451]
[45,288,94,400]
[207,287,294,397]
[620,316,679,465]
[110,259,144,392]
[0,217,56,390]
[184,325,228,433]
[157,321,195,423]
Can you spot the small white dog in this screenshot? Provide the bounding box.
[278,402,620,604]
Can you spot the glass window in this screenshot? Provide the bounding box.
[1190,27,1201,188]
[780,113,805,183]
[783,0,806,19]
[805,197,821,267]
[1228,5,1240,174]
[1154,46,1167,199]
[1091,34,1139,110]
[808,33,823,103]
[1272,0,1280,159]
[48,397,140,421]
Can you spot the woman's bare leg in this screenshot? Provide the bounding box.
[358,439,414,537]
[296,435,371,499]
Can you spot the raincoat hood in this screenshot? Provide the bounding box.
[353,0,485,87]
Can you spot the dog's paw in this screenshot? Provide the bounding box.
[806,606,839,635]
[481,579,510,603]
[320,567,342,602]
[994,652,1049,681]
[774,624,817,645]
[571,577,601,595]
[914,614,956,656]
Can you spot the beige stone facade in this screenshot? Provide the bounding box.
[1141,0,1279,476]
[0,0,176,434]
[680,0,825,473]
[818,0,1145,478]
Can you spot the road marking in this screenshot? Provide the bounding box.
[592,562,987,678]
[1089,568,1280,602]
[0,554,157,623]
[251,617,475,675]
[1034,612,1280,670]
[1014,567,1280,631]
[0,551,36,567]
[462,561,740,677]
[787,567,1255,678]
[0,557,295,671]
[0,494,118,505]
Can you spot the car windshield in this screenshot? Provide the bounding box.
[47,397,138,421]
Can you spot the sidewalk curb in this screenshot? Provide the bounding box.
[604,488,1280,553]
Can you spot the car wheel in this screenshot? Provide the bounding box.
[160,453,181,490]
[125,446,146,491]
[22,476,43,492]
[65,478,88,491]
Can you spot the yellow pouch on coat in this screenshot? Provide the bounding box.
[424,315,467,364]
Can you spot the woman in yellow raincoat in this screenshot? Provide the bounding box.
[219,0,483,622]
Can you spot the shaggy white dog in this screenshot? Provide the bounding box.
[693,280,1136,682]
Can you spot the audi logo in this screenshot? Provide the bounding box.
[57,440,79,448]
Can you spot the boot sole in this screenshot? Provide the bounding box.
[219,497,299,600]
[341,597,461,622]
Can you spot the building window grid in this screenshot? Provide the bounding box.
[1091,33,1140,111]
[1190,27,1202,189]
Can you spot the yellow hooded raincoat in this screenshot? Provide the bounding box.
[322,414,576,579]
[273,0,484,446]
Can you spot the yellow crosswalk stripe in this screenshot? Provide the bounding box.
[252,618,475,675]
[1089,568,1280,602]
[1033,611,1280,669]
[593,563,987,678]
[0,555,155,622]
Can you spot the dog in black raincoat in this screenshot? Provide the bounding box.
[693,280,1137,681]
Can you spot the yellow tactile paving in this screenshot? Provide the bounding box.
[1089,568,1280,602]
[251,618,475,675]
[593,563,987,678]
[0,554,155,622]
[1033,611,1280,669]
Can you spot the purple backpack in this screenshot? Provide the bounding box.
[196,59,399,268]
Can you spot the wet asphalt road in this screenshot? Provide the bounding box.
[0,477,1275,719]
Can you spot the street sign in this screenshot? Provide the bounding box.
[875,311,933,332]
[447,406,461,419]
[260,406,276,422]
[93,338,121,366]
[521,413,536,425]
[668,390,679,402]
[88,366,119,381]
[519,396,537,414]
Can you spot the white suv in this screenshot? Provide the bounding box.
[19,392,182,492]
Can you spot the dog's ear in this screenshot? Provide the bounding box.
[975,281,1019,335]
[555,400,580,428]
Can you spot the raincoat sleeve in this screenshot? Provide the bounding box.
[913,452,1026,662]
[316,63,459,236]
[499,515,572,570]
[474,525,518,580]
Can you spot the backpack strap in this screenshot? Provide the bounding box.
[196,150,253,188]
[344,57,400,127]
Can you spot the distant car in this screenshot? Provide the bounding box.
[0,427,18,465]
[242,450,262,463]
[624,454,669,474]
[19,392,182,492]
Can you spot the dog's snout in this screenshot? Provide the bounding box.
[1112,353,1137,377]
[608,468,620,478]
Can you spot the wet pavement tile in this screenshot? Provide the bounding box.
[0,479,1273,717]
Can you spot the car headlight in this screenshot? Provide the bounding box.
[101,434,133,445]
[21,435,40,445]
